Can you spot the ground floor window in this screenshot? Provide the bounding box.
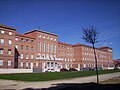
[0,60,3,66]
[8,60,11,66]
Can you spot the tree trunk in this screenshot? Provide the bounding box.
[93,44,99,84]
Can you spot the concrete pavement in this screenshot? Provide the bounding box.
[0,72,120,90]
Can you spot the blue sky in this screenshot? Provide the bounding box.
[0,0,120,59]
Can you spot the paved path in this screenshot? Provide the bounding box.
[0,72,120,90]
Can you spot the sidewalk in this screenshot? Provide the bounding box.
[0,72,120,90]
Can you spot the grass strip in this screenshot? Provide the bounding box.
[0,69,119,81]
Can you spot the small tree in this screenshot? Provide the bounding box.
[82,26,100,84]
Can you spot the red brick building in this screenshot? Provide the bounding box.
[0,24,113,71]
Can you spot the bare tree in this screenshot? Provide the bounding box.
[82,26,100,84]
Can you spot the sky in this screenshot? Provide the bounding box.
[0,0,120,59]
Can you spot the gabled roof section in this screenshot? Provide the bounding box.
[15,32,35,39]
[24,29,58,37]
[58,41,73,46]
[0,24,16,31]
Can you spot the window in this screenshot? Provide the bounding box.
[47,36,49,39]
[42,35,45,38]
[21,38,24,42]
[26,62,28,67]
[0,60,3,66]
[15,44,18,49]
[0,38,4,44]
[50,44,53,53]
[0,30,4,34]
[21,45,23,50]
[9,32,12,35]
[0,48,4,54]
[36,62,38,66]
[42,42,45,52]
[38,41,41,52]
[26,54,29,59]
[46,43,49,53]
[8,49,11,55]
[31,39,33,42]
[38,34,41,38]
[47,62,50,67]
[31,55,33,59]
[51,62,53,67]
[8,60,11,66]
[15,38,18,41]
[31,46,34,51]
[20,62,23,67]
[53,44,56,53]
[54,38,56,41]
[26,46,28,50]
[20,54,23,59]
[8,40,12,45]
[26,39,28,42]
[50,37,53,40]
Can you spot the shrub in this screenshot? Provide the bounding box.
[60,68,69,72]
[69,68,78,71]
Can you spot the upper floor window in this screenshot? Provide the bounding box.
[8,40,12,45]
[0,48,4,54]
[26,54,29,59]
[26,46,28,50]
[15,44,18,49]
[47,36,49,39]
[0,38,4,44]
[21,45,23,50]
[26,39,28,42]
[31,39,34,42]
[0,30,4,34]
[9,32,12,35]
[31,46,34,51]
[0,60,3,66]
[42,35,45,39]
[31,55,34,59]
[15,38,18,41]
[21,38,24,42]
[50,37,53,40]
[20,54,23,59]
[54,38,56,41]
[8,49,12,55]
[38,34,41,38]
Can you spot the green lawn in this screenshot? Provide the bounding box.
[0,69,120,81]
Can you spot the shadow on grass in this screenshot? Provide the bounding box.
[22,82,120,90]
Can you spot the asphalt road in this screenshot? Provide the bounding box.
[0,72,120,90]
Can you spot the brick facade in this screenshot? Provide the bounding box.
[0,24,113,71]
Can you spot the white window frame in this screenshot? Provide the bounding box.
[0,30,4,34]
[20,62,23,67]
[36,62,39,66]
[26,54,29,59]
[8,60,11,66]
[15,44,18,49]
[26,62,29,67]
[0,38,4,44]
[0,48,4,54]
[8,49,12,55]
[20,54,23,59]
[0,60,3,66]
[9,32,12,35]
[8,40,12,45]
[31,55,34,59]
[15,38,18,41]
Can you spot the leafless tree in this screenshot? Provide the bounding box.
[82,26,100,84]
